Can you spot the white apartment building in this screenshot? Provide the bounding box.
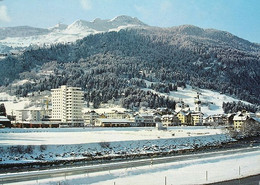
[51,85,84,127]
[16,108,51,122]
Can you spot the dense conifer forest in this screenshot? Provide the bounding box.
[0,26,259,108]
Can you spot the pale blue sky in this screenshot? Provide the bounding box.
[0,0,260,43]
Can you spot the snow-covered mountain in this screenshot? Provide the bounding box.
[0,15,147,53]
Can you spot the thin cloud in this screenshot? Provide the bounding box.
[160,1,173,12]
[0,5,11,22]
[134,4,151,18]
[80,0,92,10]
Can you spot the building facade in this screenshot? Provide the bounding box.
[16,108,51,122]
[95,118,133,127]
[177,111,191,125]
[135,113,155,127]
[51,85,84,126]
[191,112,204,126]
[161,114,181,126]
[83,110,100,126]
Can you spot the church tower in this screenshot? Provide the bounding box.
[194,93,201,112]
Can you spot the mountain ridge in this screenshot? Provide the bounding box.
[0,28,259,106]
[1,16,258,54]
[0,16,259,107]
[0,15,147,53]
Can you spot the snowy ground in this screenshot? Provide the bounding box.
[5,148,260,185]
[170,85,250,116]
[142,84,251,117]
[0,92,31,115]
[0,127,232,164]
[83,106,127,114]
[0,127,223,145]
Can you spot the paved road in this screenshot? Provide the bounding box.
[209,174,260,185]
[0,146,259,184]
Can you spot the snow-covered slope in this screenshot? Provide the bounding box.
[170,86,250,116]
[142,82,251,116]
[0,16,147,52]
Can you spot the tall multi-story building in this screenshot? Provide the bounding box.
[51,85,84,127]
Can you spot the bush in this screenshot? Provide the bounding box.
[99,141,111,149]
[25,145,34,154]
[40,145,47,152]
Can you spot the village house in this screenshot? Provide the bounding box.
[191,112,204,126]
[233,111,249,129]
[105,110,128,119]
[135,113,155,127]
[177,111,192,125]
[16,107,51,123]
[161,114,180,126]
[204,114,226,125]
[175,101,190,112]
[83,110,100,126]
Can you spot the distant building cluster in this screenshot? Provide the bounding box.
[0,86,259,130]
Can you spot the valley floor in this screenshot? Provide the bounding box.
[2,146,260,185]
[0,127,232,164]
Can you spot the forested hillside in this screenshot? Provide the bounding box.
[0,26,259,107]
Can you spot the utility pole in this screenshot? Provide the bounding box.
[206,171,208,181]
[165,176,167,185]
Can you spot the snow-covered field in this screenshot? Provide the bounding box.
[0,127,233,164]
[0,127,223,145]
[5,148,260,185]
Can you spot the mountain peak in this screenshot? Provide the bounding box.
[49,23,68,31]
[175,25,205,35]
[109,15,147,26]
